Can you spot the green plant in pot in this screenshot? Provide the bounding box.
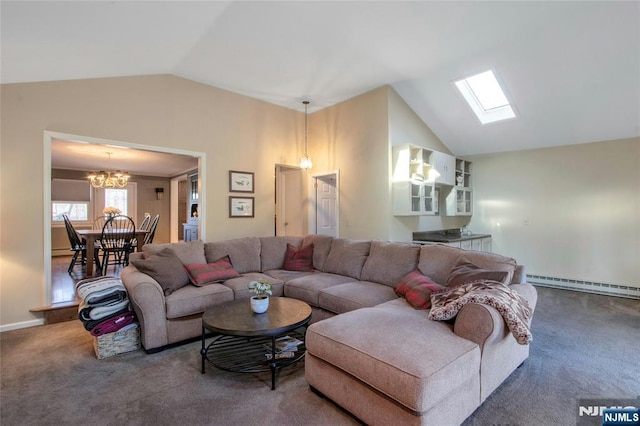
[248,279,272,314]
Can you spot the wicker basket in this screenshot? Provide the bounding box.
[93,324,141,359]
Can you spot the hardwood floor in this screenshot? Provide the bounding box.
[51,255,124,304]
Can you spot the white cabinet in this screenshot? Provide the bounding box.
[446,187,472,216]
[481,237,492,252]
[444,158,473,216]
[392,144,438,216]
[392,181,437,216]
[431,151,456,186]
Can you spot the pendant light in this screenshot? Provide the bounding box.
[87,152,130,188]
[299,101,312,169]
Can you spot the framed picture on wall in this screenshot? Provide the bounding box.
[229,196,254,218]
[229,170,254,193]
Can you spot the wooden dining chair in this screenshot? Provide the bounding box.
[138,214,152,231]
[97,215,135,275]
[93,215,108,230]
[144,214,160,245]
[127,214,152,258]
[62,214,87,273]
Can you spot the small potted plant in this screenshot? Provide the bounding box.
[248,279,272,314]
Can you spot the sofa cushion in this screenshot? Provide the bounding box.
[395,270,447,309]
[259,236,304,271]
[221,272,284,300]
[184,256,241,286]
[323,239,371,280]
[165,283,234,319]
[131,248,190,296]
[284,273,356,307]
[446,256,511,288]
[263,269,315,282]
[204,237,261,274]
[142,240,206,265]
[283,243,314,272]
[302,234,334,271]
[306,304,480,414]
[418,244,517,285]
[360,241,420,287]
[318,281,398,314]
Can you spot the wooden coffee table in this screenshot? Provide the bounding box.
[201,297,312,390]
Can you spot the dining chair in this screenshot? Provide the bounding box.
[62,214,87,273]
[93,215,109,230]
[97,215,135,275]
[144,214,160,245]
[138,214,152,231]
[127,214,152,257]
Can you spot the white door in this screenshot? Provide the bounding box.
[276,166,304,236]
[315,174,338,237]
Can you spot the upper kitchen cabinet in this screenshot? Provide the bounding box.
[392,144,438,216]
[444,158,473,216]
[431,151,456,186]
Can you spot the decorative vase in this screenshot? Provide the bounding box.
[250,296,269,314]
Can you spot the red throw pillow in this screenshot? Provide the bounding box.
[185,256,241,286]
[283,243,314,272]
[396,270,447,309]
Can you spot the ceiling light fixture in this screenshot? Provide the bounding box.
[87,152,130,188]
[299,100,313,170]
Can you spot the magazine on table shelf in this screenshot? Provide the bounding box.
[263,335,303,359]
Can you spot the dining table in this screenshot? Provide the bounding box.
[77,228,149,276]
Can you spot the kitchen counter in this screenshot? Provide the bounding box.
[412,230,491,244]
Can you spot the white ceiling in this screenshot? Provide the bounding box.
[2,1,639,158]
[51,139,199,178]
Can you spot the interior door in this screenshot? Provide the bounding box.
[276,166,304,236]
[315,174,338,237]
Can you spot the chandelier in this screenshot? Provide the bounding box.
[88,152,130,188]
[299,100,313,169]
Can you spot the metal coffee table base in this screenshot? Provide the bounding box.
[201,327,307,390]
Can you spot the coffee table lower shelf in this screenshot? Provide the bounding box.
[201,329,307,390]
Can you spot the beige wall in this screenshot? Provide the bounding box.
[387,88,469,242]
[0,75,302,328]
[309,86,391,240]
[468,138,640,288]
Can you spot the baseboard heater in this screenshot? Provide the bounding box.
[527,274,640,300]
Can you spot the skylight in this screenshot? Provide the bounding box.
[454,70,516,124]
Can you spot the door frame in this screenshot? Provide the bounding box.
[44,130,206,305]
[308,170,340,236]
[275,164,303,236]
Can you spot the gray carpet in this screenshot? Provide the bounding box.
[1,287,639,426]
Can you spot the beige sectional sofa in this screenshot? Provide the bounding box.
[120,234,537,425]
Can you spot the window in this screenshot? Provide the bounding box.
[104,188,128,216]
[51,178,92,223]
[52,202,89,222]
[454,70,516,124]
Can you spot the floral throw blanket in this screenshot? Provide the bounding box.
[428,280,533,345]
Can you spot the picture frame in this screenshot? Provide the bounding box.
[229,170,254,193]
[229,196,254,218]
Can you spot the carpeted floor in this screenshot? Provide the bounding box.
[1,287,638,426]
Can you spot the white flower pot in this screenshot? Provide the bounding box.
[250,296,269,314]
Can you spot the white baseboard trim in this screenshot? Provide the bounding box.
[527,274,640,300]
[0,318,45,333]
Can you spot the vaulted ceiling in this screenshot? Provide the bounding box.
[2,1,638,157]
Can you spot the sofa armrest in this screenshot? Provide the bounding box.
[120,265,168,351]
[453,282,537,350]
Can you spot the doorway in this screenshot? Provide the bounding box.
[275,165,304,236]
[310,171,339,237]
[45,130,206,306]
